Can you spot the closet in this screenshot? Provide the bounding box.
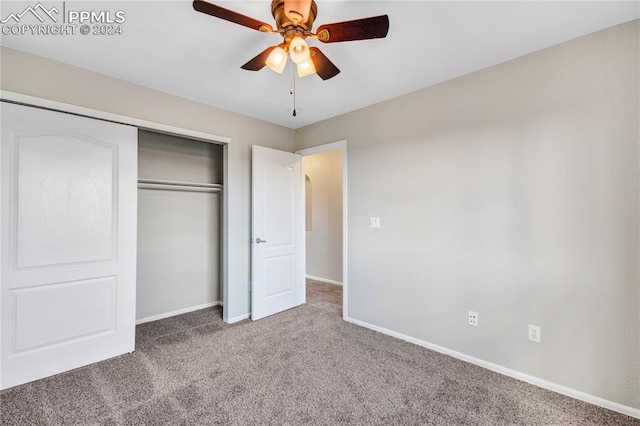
[136,130,223,323]
[1,99,229,389]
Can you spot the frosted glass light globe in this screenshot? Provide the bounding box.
[289,36,310,65]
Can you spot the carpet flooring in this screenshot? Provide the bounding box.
[1,279,637,425]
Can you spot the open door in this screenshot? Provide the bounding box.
[251,145,304,320]
[0,102,137,389]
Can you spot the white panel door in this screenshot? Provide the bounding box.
[251,145,303,320]
[0,102,137,389]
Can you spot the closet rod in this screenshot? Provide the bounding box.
[138,178,223,194]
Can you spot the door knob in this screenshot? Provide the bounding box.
[255,238,267,244]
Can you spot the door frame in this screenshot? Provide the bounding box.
[295,140,348,320]
[0,91,232,347]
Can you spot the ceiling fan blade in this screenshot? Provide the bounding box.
[193,0,274,32]
[316,15,389,43]
[309,47,340,80]
[241,46,277,71]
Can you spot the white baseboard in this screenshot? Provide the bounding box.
[345,316,640,420]
[226,313,250,324]
[136,301,222,325]
[306,274,343,286]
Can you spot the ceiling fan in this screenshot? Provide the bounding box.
[193,0,389,81]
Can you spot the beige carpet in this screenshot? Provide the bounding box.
[1,279,637,425]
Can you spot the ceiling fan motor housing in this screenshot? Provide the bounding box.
[271,0,318,32]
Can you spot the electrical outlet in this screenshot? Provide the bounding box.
[529,325,541,343]
[468,311,478,327]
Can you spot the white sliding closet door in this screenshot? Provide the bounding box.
[0,102,137,389]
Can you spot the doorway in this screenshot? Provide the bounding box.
[297,141,347,319]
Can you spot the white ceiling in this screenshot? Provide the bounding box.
[1,1,638,129]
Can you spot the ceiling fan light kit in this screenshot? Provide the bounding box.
[289,35,311,64]
[266,45,288,73]
[297,58,316,78]
[193,0,389,81]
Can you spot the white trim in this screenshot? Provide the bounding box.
[136,302,222,325]
[296,140,348,320]
[227,313,250,324]
[296,141,345,156]
[0,91,231,145]
[345,316,640,420]
[306,275,342,286]
[221,145,230,323]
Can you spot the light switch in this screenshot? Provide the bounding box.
[369,217,381,229]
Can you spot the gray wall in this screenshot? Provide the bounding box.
[296,20,640,409]
[137,189,220,320]
[137,131,222,320]
[0,46,296,322]
[304,150,343,282]
[138,130,223,184]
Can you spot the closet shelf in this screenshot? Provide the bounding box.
[138,178,223,193]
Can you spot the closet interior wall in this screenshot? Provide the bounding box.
[136,130,223,323]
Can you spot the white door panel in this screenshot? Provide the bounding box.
[263,163,295,245]
[251,146,303,320]
[1,102,137,389]
[15,134,116,268]
[14,277,117,351]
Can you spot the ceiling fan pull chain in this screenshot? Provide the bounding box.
[290,62,295,95]
[291,63,297,117]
